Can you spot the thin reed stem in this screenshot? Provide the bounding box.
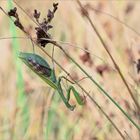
[76,0,140,114]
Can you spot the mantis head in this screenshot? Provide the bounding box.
[18,52,52,77]
[18,52,51,68]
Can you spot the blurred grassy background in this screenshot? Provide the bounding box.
[0,0,140,140]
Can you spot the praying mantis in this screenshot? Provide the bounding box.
[1,1,140,135]
[19,52,85,111]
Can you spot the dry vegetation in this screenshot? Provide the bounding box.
[0,0,140,140]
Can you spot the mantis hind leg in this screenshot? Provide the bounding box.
[57,78,76,111]
[66,86,85,105]
[57,77,85,111]
[59,76,85,105]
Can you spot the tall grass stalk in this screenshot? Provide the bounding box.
[8,0,29,139]
[76,0,140,112]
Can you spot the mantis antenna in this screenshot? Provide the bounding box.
[51,44,55,70]
[30,37,35,54]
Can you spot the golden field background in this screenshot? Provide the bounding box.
[0,0,140,140]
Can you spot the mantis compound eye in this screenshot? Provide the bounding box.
[28,57,37,66]
[28,57,32,62]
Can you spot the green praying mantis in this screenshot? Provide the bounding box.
[19,52,85,111]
